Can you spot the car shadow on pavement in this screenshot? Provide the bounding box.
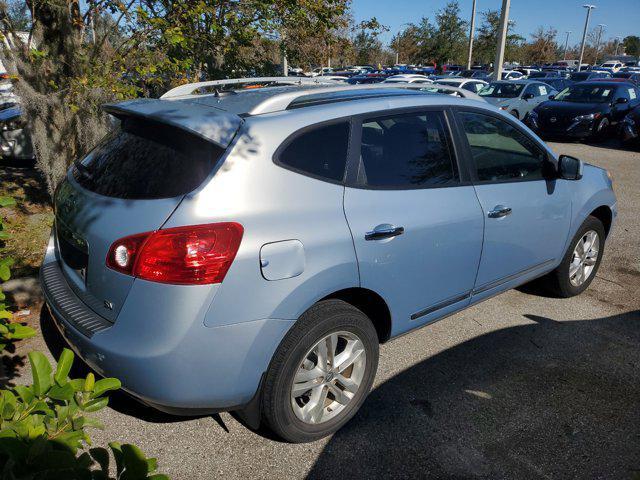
[306,310,640,480]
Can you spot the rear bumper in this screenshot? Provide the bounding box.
[41,245,294,413]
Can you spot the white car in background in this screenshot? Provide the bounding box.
[383,74,433,84]
[500,70,525,80]
[515,67,541,78]
[308,67,334,77]
[318,75,349,83]
[600,61,623,73]
[432,77,487,94]
[382,82,485,101]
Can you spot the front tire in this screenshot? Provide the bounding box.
[261,299,379,443]
[547,216,605,297]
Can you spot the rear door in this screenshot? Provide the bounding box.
[454,109,571,297]
[343,108,484,336]
[53,117,228,321]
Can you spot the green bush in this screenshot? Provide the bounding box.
[0,348,168,479]
[0,195,37,352]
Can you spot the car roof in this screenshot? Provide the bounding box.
[489,79,539,85]
[435,78,472,83]
[574,81,626,87]
[105,79,493,145]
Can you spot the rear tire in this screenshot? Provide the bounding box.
[545,216,605,298]
[261,299,379,443]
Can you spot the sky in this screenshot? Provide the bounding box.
[351,0,640,47]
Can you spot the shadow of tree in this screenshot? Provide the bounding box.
[0,343,26,388]
[0,166,50,212]
[307,310,640,480]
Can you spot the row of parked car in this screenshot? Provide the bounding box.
[325,65,640,148]
[1,62,639,162]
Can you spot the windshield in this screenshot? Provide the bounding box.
[554,84,615,103]
[478,83,524,98]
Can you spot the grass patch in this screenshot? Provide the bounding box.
[0,166,53,277]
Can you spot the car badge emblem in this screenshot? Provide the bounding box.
[550,117,557,123]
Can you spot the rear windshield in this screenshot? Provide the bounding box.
[72,117,224,199]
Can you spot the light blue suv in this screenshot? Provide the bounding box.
[41,78,617,443]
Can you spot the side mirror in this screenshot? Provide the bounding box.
[548,94,555,100]
[558,154,583,180]
[616,97,629,104]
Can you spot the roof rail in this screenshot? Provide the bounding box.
[247,84,422,115]
[161,77,337,99]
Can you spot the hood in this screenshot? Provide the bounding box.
[534,100,609,116]
[483,97,512,106]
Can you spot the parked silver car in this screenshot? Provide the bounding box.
[42,79,616,443]
[479,79,557,120]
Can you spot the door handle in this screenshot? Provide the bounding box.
[488,205,512,218]
[365,225,405,241]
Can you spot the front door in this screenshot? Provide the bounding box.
[455,109,571,295]
[343,109,484,337]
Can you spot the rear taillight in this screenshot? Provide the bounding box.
[106,223,243,285]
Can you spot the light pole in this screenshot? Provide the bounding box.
[563,31,572,60]
[578,4,596,72]
[492,0,511,81]
[594,24,605,65]
[395,23,411,66]
[466,0,477,70]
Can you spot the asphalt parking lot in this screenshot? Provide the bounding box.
[23,140,640,479]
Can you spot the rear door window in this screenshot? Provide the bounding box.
[358,111,458,188]
[276,122,350,182]
[72,117,223,199]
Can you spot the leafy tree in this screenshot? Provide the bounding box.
[351,17,388,66]
[525,27,558,65]
[473,10,524,66]
[0,1,349,195]
[430,1,467,66]
[623,35,640,57]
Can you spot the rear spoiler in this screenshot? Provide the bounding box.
[103,98,242,149]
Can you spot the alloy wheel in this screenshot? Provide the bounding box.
[290,331,366,425]
[569,230,600,287]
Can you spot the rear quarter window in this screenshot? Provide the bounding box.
[275,122,350,183]
[72,117,224,199]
